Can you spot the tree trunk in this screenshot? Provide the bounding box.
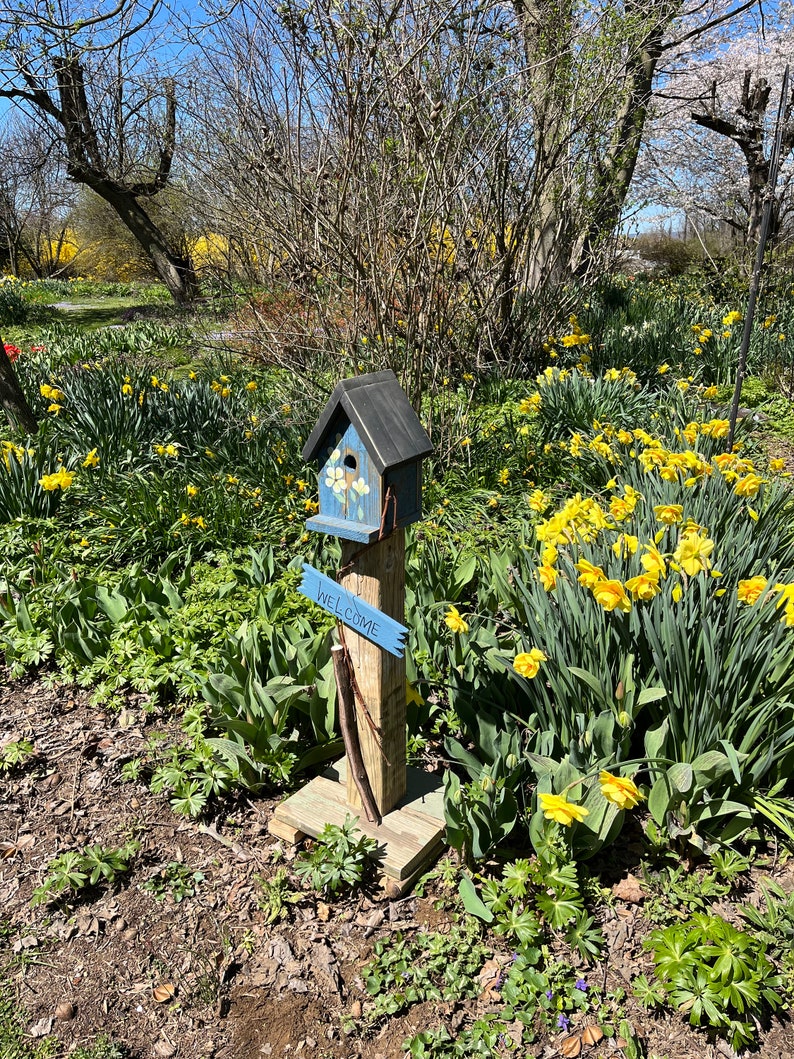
[0,343,38,434]
[691,71,794,250]
[514,0,675,286]
[79,173,196,304]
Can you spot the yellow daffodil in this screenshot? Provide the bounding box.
[575,558,606,588]
[520,394,541,414]
[737,576,767,604]
[625,573,661,601]
[653,503,684,525]
[82,449,99,468]
[612,534,639,559]
[538,564,557,591]
[591,579,632,613]
[673,530,714,577]
[39,468,74,491]
[734,473,763,497]
[444,605,469,634]
[599,771,644,809]
[406,683,424,707]
[514,648,547,678]
[538,792,589,827]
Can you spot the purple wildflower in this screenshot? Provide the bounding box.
[574,978,588,991]
[546,990,553,1000]
[557,1014,571,1031]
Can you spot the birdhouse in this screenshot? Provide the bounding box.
[302,370,433,543]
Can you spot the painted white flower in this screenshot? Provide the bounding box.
[350,477,370,496]
[325,466,346,492]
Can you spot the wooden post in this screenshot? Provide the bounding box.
[272,371,444,885]
[340,530,406,816]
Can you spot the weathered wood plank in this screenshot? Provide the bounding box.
[272,770,445,881]
[298,563,408,658]
[267,817,306,844]
[340,532,406,815]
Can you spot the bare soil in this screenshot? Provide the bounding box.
[2,673,793,1059]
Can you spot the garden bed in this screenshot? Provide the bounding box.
[2,673,794,1059]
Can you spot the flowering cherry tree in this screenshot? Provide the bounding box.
[632,7,794,247]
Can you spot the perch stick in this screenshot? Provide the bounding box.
[332,644,381,824]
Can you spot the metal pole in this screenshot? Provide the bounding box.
[727,64,790,450]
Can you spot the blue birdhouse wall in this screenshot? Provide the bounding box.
[307,420,384,542]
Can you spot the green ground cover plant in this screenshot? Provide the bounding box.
[31,841,140,907]
[294,815,378,895]
[639,912,783,1051]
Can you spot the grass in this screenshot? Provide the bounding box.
[50,301,142,329]
[0,983,59,1058]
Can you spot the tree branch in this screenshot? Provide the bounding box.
[661,0,757,54]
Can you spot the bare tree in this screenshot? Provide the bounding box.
[0,0,196,303]
[0,117,79,277]
[188,0,763,388]
[631,11,794,253]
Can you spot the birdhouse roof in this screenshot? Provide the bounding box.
[302,370,433,473]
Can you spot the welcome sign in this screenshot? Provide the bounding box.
[298,563,409,658]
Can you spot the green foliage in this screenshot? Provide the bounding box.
[363,919,491,1021]
[402,1015,514,1057]
[534,368,662,443]
[739,880,794,994]
[255,867,303,922]
[0,984,59,1059]
[459,845,604,963]
[69,1037,128,1059]
[443,724,523,864]
[0,440,71,522]
[141,861,205,903]
[31,841,140,906]
[0,282,29,325]
[366,869,619,1056]
[148,731,235,818]
[0,738,35,773]
[641,913,783,1052]
[201,605,340,784]
[294,814,378,896]
[641,860,738,925]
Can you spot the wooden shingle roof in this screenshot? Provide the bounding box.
[302,370,432,473]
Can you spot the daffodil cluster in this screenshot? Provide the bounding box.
[538,770,644,827]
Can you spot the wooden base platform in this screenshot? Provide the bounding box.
[269,760,446,887]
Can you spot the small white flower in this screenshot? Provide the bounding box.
[350,477,370,496]
[325,466,346,492]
